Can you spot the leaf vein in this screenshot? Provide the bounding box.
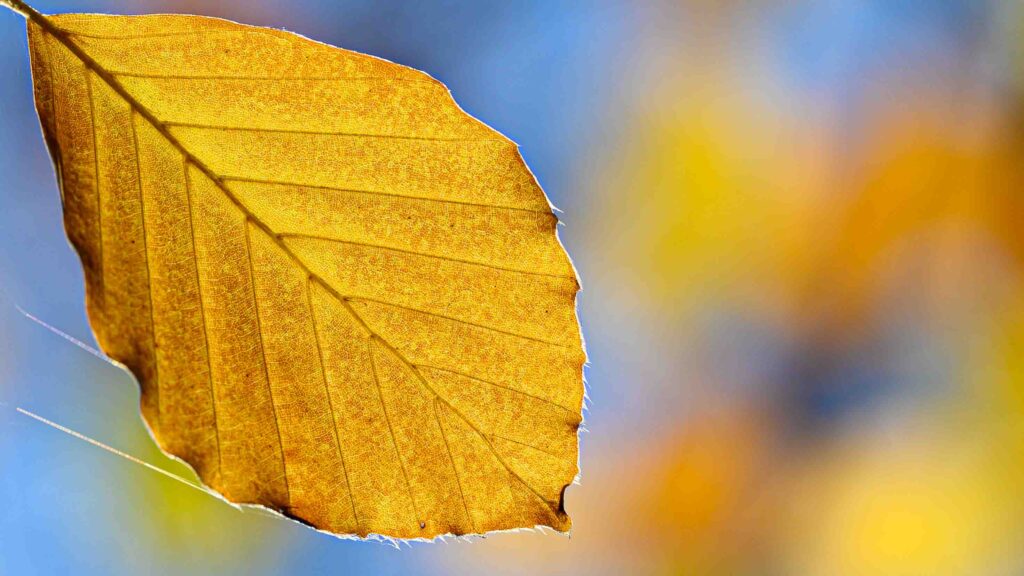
[490,433,562,459]
[65,28,270,41]
[183,158,223,480]
[243,220,291,507]
[85,67,105,308]
[129,110,161,431]
[348,297,571,348]
[280,233,572,280]
[414,364,579,417]
[110,71,435,83]
[368,337,422,529]
[306,277,360,533]
[222,176,551,215]
[434,399,474,532]
[166,121,503,143]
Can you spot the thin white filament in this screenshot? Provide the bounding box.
[17,407,208,495]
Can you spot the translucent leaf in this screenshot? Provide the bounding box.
[21,6,583,540]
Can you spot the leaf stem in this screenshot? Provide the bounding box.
[0,0,36,20]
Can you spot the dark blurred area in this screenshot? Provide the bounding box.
[2,1,1023,574]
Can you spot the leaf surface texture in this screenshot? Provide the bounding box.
[25,12,583,539]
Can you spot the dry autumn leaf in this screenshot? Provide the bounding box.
[3,0,584,540]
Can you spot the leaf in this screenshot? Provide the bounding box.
[15,2,584,539]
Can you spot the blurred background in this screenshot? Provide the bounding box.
[2,1,1024,574]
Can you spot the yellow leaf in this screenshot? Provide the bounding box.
[13,0,583,539]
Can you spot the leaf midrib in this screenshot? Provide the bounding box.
[33,15,565,520]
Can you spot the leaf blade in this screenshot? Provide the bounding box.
[27,11,583,539]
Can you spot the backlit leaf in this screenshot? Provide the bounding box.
[16,3,584,540]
